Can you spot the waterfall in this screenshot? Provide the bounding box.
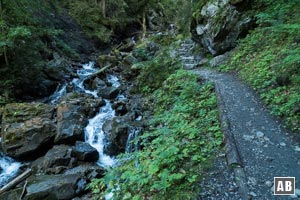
[49,83,67,104]
[125,128,141,153]
[69,62,123,167]
[85,100,116,167]
[0,153,21,187]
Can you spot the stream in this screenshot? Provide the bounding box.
[0,61,131,187]
[51,61,123,167]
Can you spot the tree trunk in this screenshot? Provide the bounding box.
[100,0,106,18]
[4,46,8,66]
[142,9,146,39]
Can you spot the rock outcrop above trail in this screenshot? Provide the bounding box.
[192,0,254,55]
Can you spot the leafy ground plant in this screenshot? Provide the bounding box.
[88,69,223,199]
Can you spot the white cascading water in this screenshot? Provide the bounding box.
[0,62,124,187]
[49,84,67,104]
[85,100,116,167]
[46,62,119,167]
[69,62,120,167]
[0,152,21,187]
[125,128,141,153]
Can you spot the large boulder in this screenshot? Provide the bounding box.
[192,0,254,55]
[43,53,77,82]
[102,117,130,156]
[64,163,105,180]
[72,141,99,162]
[31,145,76,174]
[55,93,105,144]
[98,86,120,99]
[83,77,107,91]
[25,174,85,200]
[1,103,56,160]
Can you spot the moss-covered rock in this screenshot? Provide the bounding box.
[1,103,56,160]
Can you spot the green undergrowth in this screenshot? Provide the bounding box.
[0,0,79,102]
[219,0,300,131]
[88,38,223,199]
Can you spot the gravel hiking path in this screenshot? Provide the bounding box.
[176,40,300,199]
[193,69,300,200]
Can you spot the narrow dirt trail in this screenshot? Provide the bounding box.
[177,40,300,199]
[193,69,300,199]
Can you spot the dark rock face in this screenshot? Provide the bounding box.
[72,141,99,162]
[193,0,254,55]
[83,77,107,91]
[1,103,56,160]
[55,93,105,144]
[64,163,105,180]
[31,145,76,174]
[25,174,84,200]
[102,117,130,156]
[98,86,120,99]
[112,101,127,116]
[43,54,76,82]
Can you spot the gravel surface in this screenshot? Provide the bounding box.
[193,69,300,200]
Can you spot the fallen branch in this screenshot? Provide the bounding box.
[87,64,111,81]
[19,179,28,200]
[0,168,32,195]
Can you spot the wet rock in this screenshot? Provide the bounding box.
[83,77,107,91]
[99,86,119,99]
[64,163,105,180]
[55,93,105,144]
[1,103,56,160]
[72,141,99,162]
[102,117,130,156]
[25,174,84,200]
[31,145,75,174]
[44,54,75,81]
[192,0,254,55]
[112,101,127,116]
